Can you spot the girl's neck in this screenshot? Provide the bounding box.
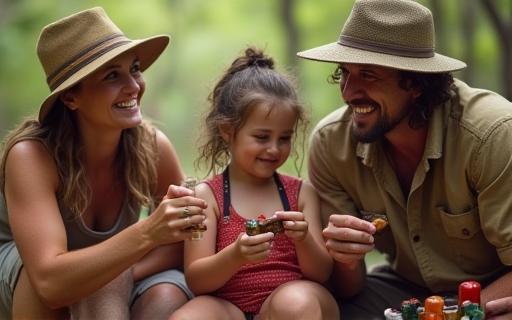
[226,165,282,219]
[227,164,275,187]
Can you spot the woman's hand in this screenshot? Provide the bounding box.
[233,232,274,264]
[139,185,207,246]
[274,211,308,241]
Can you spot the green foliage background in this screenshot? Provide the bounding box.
[0,0,507,178]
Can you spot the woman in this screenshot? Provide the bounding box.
[0,7,206,319]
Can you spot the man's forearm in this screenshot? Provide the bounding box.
[331,259,367,298]
[481,270,512,305]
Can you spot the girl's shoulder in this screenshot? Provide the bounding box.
[276,172,303,190]
[195,175,222,218]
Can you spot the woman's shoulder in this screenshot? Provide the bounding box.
[5,139,59,188]
[7,139,52,163]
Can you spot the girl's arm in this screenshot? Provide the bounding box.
[6,140,203,308]
[184,183,274,295]
[132,129,185,281]
[276,181,333,283]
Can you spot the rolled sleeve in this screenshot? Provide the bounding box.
[474,118,512,265]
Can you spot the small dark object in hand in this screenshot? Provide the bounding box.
[246,217,284,236]
[361,211,389,233]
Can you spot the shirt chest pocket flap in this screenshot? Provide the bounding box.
[438,206,480,240]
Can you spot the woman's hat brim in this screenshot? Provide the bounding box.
[297,42,467,73]
[39,34,170,122]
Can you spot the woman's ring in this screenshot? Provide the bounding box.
[181,207,191,218]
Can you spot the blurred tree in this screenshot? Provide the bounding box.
[280,0,299,68]
[462,0,476,84]
[0,0,509,177]
[430,0,446,51]
[480,0,512,100]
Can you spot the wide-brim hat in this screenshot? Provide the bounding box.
[297,0,466,73]
[37,7,170,122]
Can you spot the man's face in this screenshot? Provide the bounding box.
[339,63,420,143]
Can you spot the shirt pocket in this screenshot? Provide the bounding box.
[437,206,500,273]
[438,206,480,239]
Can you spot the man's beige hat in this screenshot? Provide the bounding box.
[297,0,466,73]
[37,7,170,121]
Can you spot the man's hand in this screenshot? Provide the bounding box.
[485,296,512,320]
[322,214,376,268]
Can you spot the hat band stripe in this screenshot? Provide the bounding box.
[338,35,434,58]
[48,34,130,91]
[47,33,125,84]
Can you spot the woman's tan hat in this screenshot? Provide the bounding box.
[37,7,170,121]
[297,0,466,73]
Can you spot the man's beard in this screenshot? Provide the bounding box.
[350,103,411,143]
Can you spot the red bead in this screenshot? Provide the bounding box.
[458,280,481,305]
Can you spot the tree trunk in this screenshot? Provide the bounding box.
[480,0,512,100]
[430,0,446,53]
[462,0,475,84]
[279,0,299,69]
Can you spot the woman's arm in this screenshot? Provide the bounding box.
[153,129,185,201]
[184,183,274,295]
[132,129,186,281]
[276,181,333,283]
[6,140,202,308]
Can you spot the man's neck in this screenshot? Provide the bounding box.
[384,123,428,196]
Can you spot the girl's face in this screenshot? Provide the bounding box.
[223,102,298,180]
[61,50,145,133]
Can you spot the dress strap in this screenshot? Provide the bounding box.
[222,167,290,219]
[222,168,231,219]
[273,173,291,211]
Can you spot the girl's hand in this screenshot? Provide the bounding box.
[234,232,274,264]
[140,185,207,246]
[274,211,308,242]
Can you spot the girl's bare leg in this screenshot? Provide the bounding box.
[169,295,245,320]
[258,280,340,320]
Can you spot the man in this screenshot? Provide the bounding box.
[297,0,512,318]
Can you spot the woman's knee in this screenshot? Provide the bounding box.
[131,283,188,320]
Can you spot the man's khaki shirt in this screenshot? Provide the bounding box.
[309,79,512,292]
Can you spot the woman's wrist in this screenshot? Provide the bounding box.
[133,219,158,252]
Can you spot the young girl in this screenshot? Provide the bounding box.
[171,48,339,320]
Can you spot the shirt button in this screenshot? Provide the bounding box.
[462,228,471,237]
[413,235,420,242]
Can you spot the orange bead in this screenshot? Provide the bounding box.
[424,296,444,315]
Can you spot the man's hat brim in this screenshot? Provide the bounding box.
[297,42,466,73]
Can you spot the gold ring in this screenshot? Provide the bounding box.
[180,207,191,218]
